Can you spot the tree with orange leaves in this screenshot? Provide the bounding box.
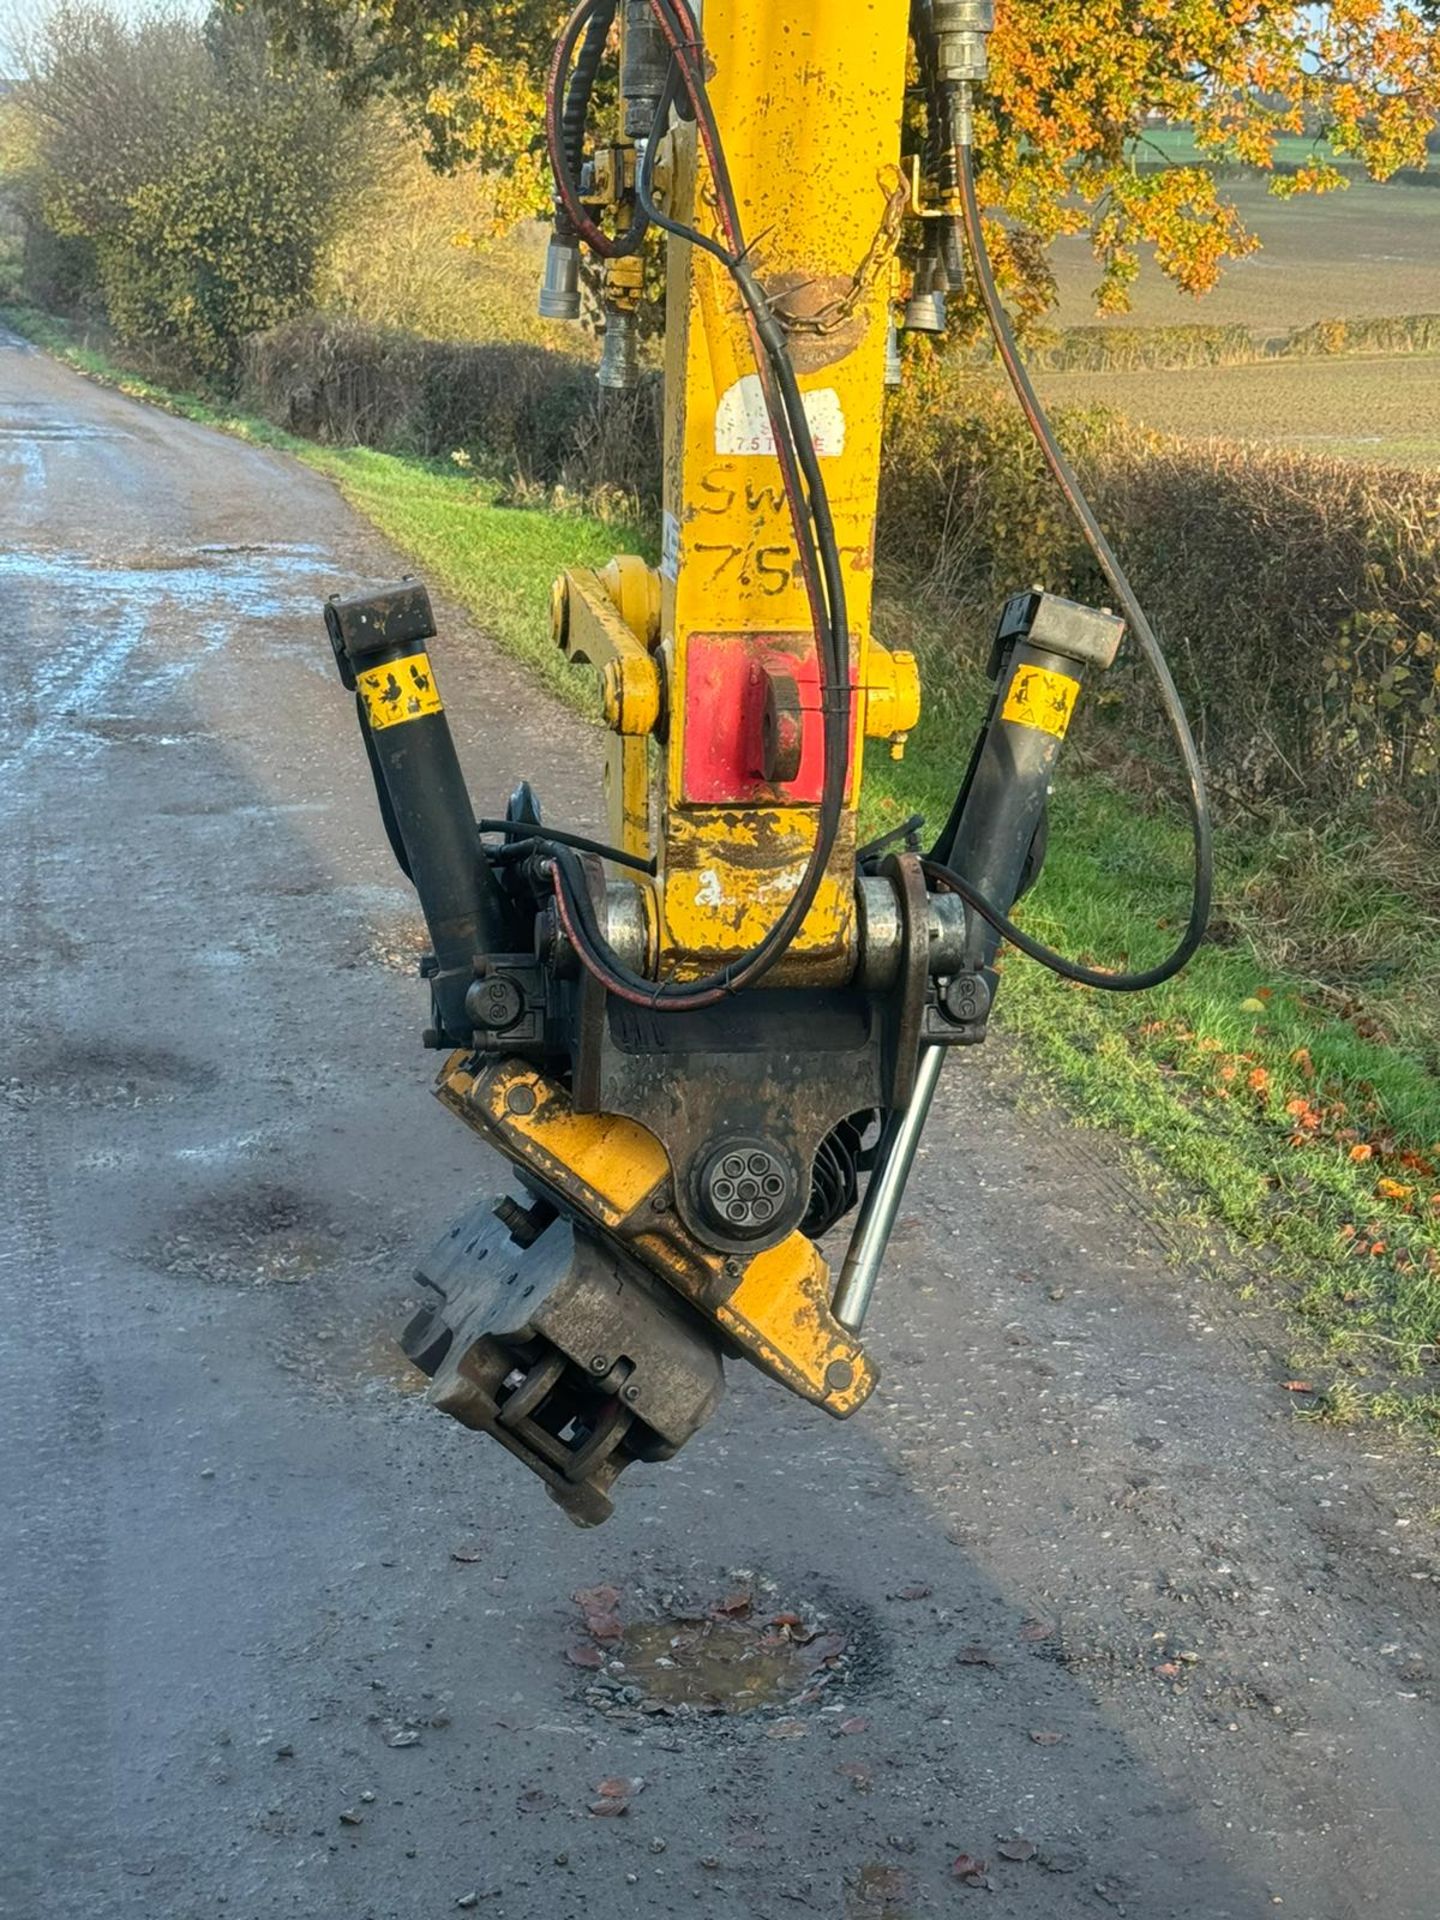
[239,0,1440,309]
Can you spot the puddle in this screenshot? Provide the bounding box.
[68,715,210,745]
[618,1614,834,1714]
[352,917,428,975]
[0,421,130,443]
[572,1578,853,1723]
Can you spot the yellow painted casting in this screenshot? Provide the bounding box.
[434,1054,876,1416]
[556,567,661,859]
[863,644,922,759]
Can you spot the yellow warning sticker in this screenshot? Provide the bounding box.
[358,651,443,730]
[1001,663,1080,741]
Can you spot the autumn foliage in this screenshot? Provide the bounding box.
[238,0,1440,309]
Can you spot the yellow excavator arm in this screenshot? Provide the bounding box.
[323,0,1207,1524]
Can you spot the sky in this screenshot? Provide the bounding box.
[0,0,203,70]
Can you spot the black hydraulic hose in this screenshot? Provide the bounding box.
[549,0,650,258]
[929,105,1213,993]
[478,818,657,876]
[563,0,615,188]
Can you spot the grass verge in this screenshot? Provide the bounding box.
[11,303,1439,1438]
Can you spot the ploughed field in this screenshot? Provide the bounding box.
[1026,350,1440,470]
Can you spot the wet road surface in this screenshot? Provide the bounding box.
[3,329,1439,1919]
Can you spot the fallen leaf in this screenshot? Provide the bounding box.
[586,1611,624,1643]
[806,1631,848,1665]
[951,1852,990,1886]
[996,1837,1037,1863]
[1282,1380,1315,1394]
[596,1776,642,1800]
[1029,1729,1065,1746]
[574,1584,622,1614]
[588,1798,628,1817]
[713,1589,753,1617]
[1349,1143,1374,1163]
[836,1760,871,1790]
[566,1644,604,1670]
[837,1715,869,1736]
[891,1583,932,1601]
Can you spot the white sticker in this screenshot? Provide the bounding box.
[661,510,681,581]
[714,376,846,458]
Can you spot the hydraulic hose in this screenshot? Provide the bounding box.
[548,0,650,258]
[924,91,1213,993]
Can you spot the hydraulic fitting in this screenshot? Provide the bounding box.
[622,0,671,140]
[596,249,645,390]
[904,247,948,333]
[597,307,640,390]
[931,0,994,84]
[883,315,903,388]
[539,231,583,321]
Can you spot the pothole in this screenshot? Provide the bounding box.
[149,1181,348,1288]
[570,1575,853,1725]
[2,1042,217,1112]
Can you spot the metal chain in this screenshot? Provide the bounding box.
[769,169,910,337]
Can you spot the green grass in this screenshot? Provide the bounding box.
[11,302,1440,1439]
[874,634,1440,1431]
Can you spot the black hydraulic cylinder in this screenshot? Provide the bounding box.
[325,581,513,1043]
[933,590,1124,977]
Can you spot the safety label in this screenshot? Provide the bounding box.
[358,652,443,730]
[1001,663,1080,740]
[714,375,845,457]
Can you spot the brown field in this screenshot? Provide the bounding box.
[1048,177,1440,334]
[1026,352,1440,469]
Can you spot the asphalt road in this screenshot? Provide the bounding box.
[3,329,1438,1920]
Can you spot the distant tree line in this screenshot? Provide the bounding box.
[3,5,362,376]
